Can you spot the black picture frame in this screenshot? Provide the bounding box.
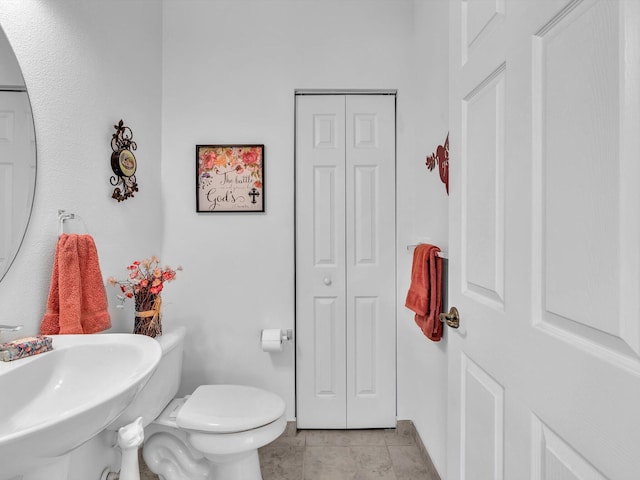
[196,144,265,213]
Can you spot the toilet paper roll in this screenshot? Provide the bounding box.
[261,329,283,352]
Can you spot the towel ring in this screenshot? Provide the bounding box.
[58,210,75,237]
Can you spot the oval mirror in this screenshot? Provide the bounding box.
[0,25,36,283]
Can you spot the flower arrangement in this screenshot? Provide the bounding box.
[107,256,181,337]
[197,145,263,189]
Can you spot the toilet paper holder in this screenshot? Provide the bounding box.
[281,329,293,342]
[263,329,292,342]
[259,329,293,349]
[262,329,292,341]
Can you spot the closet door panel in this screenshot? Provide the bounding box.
[296,95,347,428]
[345,95,396,428]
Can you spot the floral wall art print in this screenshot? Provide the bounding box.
[196,144,264,212]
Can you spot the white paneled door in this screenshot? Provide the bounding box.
[296,94,396,429]
[448,1,640,479]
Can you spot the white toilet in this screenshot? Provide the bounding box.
[108,326,286,480]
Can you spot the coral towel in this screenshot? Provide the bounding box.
[40,234,111,335]
[405,244,443,341]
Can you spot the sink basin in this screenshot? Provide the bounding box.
[0,333,161,478]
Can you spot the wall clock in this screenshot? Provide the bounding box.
[110,119,138,202]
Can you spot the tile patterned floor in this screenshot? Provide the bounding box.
[140,422,440,480]
[259,424,439,480]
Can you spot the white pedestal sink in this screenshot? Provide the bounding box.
[0,333,161,480]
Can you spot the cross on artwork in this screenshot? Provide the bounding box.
[249,187,260,204]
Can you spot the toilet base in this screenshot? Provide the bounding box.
[143,431,210,480]
[142,415,286,480]
[205,450,262,480]
[143,432,264,480]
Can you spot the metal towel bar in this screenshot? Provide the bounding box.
[406,244,448,259]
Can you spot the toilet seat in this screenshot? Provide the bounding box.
[173,385,285,433]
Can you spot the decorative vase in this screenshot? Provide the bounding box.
[133,292,162,338]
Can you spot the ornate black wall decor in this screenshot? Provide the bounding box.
[110,119,138,202]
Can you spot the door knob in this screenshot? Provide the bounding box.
[323,277,332,286]
[439,307,460,329]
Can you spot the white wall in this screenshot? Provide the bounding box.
[397,1,450,474]
[0,1,162,475]
[0,1,164,340]
[162,0,450,474]
[160,0,416,418]
[0,0,450,477]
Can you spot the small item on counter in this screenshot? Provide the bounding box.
[0,335,53,362]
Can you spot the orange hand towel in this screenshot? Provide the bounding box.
[405,244,443,342]
[40,234,111,335]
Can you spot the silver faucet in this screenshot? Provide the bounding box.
[0,325,23,332]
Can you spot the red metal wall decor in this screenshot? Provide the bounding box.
[425,132,449,195]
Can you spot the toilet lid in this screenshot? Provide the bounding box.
[176,385,285,433]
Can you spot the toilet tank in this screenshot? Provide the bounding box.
[107,326,186,430]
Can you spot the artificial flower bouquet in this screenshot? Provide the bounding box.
[108,256,181,337]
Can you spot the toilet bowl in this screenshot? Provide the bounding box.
[108,326,286,480]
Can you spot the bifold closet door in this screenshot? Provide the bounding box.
[296,94,396,429]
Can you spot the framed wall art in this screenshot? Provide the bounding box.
[196,144,264,213]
